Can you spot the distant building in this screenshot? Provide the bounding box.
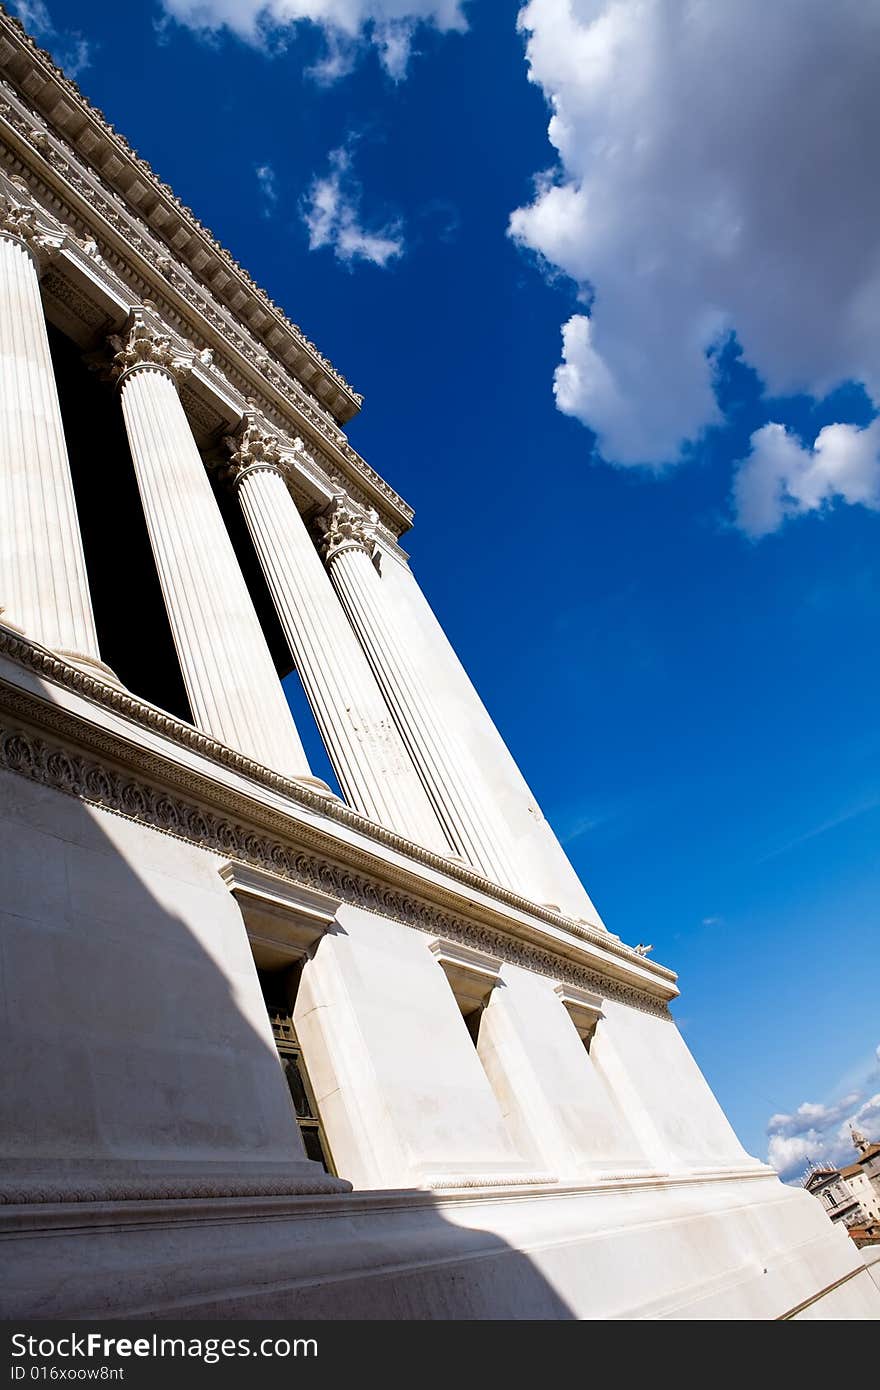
[804,1128,880,1231]
[804,1165,864,1227]
[841,1129,880,1224]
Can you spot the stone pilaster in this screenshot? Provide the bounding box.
[110,312,314,782]
[318,501,522,889]
[224,419,449,851]
[0,193,106,675]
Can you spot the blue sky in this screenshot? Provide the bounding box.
[14,0,879,1177]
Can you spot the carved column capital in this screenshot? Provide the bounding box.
[316,498,378,563]
[108,310,188,387]
[0,191,38,246]
[222,414,288,488]
[0,191,60,270]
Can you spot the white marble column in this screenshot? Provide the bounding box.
[0,195,106,674]
[111,312,313,782]
[319,502,522,889]
[374,549,607,927]
[225,421,449,850]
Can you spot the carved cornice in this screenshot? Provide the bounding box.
[317,499,378,563]
[108,309,185,384]
[0,630,674,1015]
[0,717,671,1019]
[0,722,664,1017]
[0,69,414,534]
[0,8,360,418]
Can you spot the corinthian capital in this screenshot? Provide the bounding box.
[0,191,38,246]
[222,415,286,486]
[316,498,378,563]
[108,310,186,384]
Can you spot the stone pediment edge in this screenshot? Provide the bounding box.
[0,69,413,535]
[0,9,360,418]
[0,638,675,1017]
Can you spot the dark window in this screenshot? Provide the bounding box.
[463,1005,484,1047]
[259,969,335,1176]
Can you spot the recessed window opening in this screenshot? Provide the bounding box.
[258,964,335,1175]
[555,984,604,1055]
[428,939,501,1052]
[463,1004,485,1047]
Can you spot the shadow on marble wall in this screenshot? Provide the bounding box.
[0,745,575,1320]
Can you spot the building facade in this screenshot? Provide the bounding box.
[0,8,878,1319]
[804,1165,865,1228]
[805,1131,880,1233]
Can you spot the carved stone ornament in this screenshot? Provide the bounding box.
[0,190,37,244]
[0,609,674,1016]
[222,415,286,486]
[108,310,185,383]
[0,714,671,1020]
[316,498,379,562]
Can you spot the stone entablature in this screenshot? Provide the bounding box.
[0,625,676,1016]
[0,20,413,538]
[0,10,360,416]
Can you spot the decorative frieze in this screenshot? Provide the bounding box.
[0,621,672,998]
[41,267,108,330]
[0,694,670,1019]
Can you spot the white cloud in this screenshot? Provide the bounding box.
[255,162,278,215]
[11,1,53,34]
[159,1,467,79]
[766,1050,880,1181]
[510,0,880,485]
[11,0,92,77]
[732,419,880,538]
[302,145,404,267]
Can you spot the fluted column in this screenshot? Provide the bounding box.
[110,312,313,781]
[223,420,449,851]
[0,194,105,673]
[319,502,521,889]
[374,552,608,927]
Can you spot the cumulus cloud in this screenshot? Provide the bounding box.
[302,145,404,267]
[158,1,468,79]
[254,162,278,215]
[11,0,92,77]
[766,1049,880,1181]
[732,419,880,539]
[510,0,880,492]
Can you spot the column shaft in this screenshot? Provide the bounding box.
[115,334,311,780]
[324,524,521,889]
[0,223,101,667]
[234,455,449,852]
[376,553,607,926]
